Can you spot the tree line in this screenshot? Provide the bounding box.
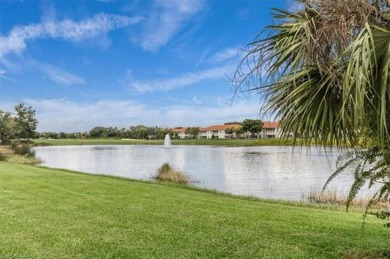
[0,104,265,142]
[40,119,263,140]
[38,126,170,140]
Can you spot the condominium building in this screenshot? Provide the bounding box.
[261,122,282,139]
[198,124,242,139]
[170,122,282,139]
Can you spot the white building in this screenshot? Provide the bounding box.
[260,122,282,139]
[169,122,283,139]
[199,124,242,139]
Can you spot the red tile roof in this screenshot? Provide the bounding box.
[200,124,242,131]
[169,122,280,132]
[262,122,280,129]
[170,128,187,133]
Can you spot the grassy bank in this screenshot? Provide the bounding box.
[33,138,293,146]
[0,162,389,258]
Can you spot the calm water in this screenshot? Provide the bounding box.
[33,145,356,201]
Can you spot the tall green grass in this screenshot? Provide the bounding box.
[154,163,189,184]
[304,187,390,210]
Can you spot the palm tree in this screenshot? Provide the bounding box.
[234,0,390,226]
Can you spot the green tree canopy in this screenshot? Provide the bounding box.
[89,127,107,138]
[0,104,38,143]
[241,119,262,138]
[0,110,14,144]
[185,127,200,139]
[14,103,38,139]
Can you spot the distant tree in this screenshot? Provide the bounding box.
[89,127,106,138]
[146,126,157,140]
[14,103,38,140]
[80,132,90,139]
[59,132,67,139]
[105,127,120,138]
[41,132,59,139]
[234,126,245,139]
[155,128,171,139]
[241,119,262,138]
[132,125,148,139]
[224,121,241,125]
[67,132,78,139]
[185,127,200,139]
[224,127,234,139]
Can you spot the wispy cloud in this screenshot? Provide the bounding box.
[125,47,240,93]
[139,0,205,51]
[0,69,15,81]
[37,63,86,85]
[25,97,261,132]
[0,13,143,59]
[0,69,7,79]
[210,47,239,64]
[127,65,232,94]
[164,99,260,126]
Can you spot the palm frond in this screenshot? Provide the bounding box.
[343,25,390,144]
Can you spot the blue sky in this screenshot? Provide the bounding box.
[0,0,288,132]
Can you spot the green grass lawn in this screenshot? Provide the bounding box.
[33,138,293,146]
[1,162,389,258]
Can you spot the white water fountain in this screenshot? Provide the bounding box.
[164,134,172,147]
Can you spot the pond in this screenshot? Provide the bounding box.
[33,145,358,201]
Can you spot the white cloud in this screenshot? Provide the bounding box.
[140,0,204,51]
[34,63,86,85]
[26,99,160,132]
[128,65,232,94]
[0,68,15,81]
[0,69,6,79]
[210,47,239,64]
[0,13,143,59]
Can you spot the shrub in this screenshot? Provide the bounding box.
[154,163,189,184]
[11,142,34,156]
[6,154,42,165]
[0,145,12,161]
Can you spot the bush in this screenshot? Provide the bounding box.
[154,163,189,184]
[6,154,42,165]
[11,142,34,156]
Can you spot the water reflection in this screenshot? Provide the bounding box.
[33,145,356,201]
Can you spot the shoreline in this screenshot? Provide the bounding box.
[31,137,297,147]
